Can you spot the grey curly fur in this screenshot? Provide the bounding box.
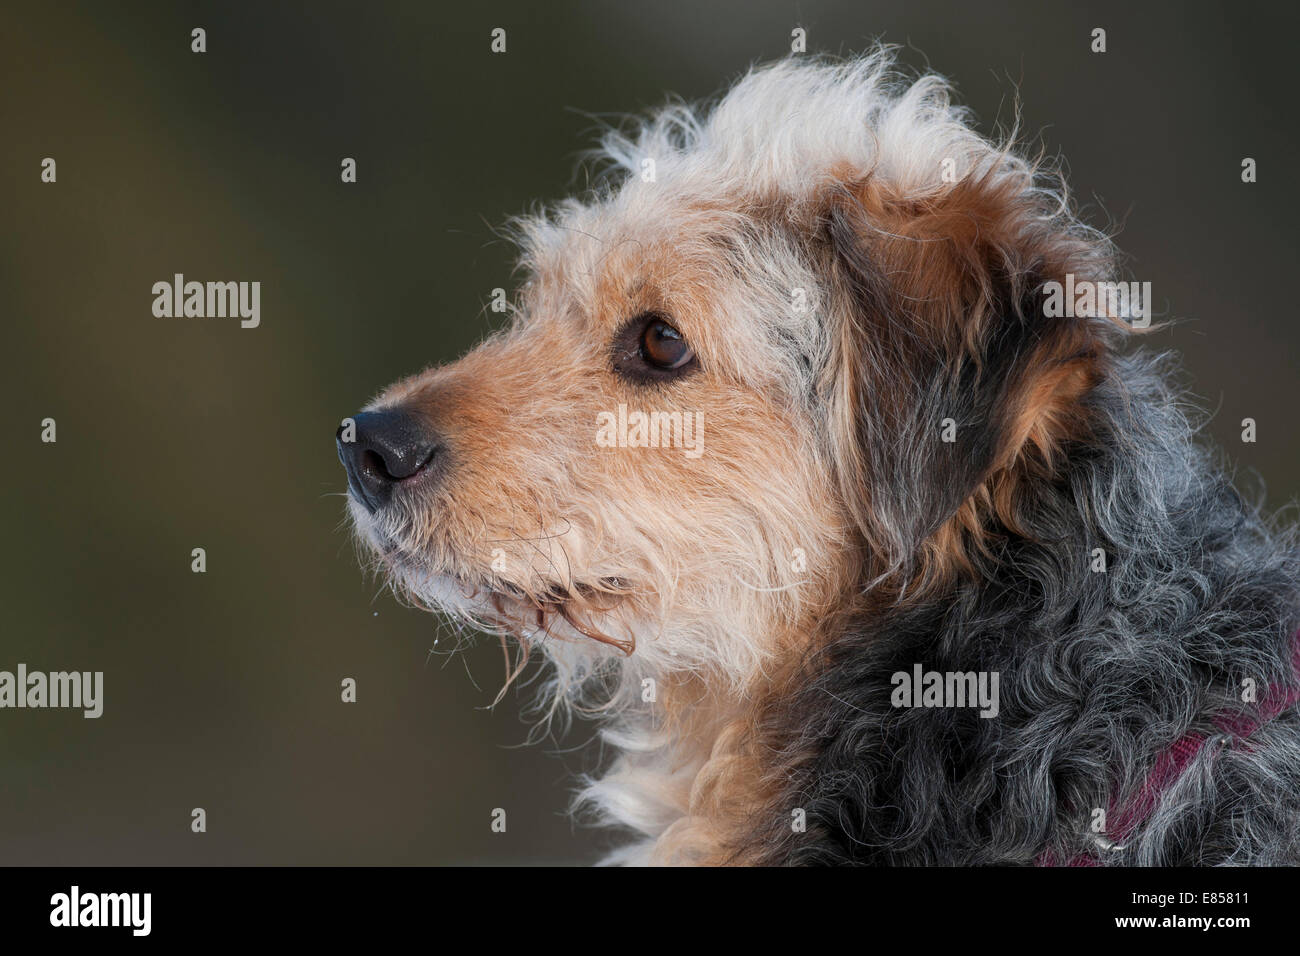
[745,350,1300,866]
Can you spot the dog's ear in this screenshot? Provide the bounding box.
[815,167,1115,592]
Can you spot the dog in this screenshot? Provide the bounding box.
[337,50,1300,865]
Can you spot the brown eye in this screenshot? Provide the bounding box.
[640,319,695,370]
[611,312,699,384]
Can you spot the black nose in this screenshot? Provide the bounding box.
[336,409,442,512]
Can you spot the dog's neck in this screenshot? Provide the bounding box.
[577,592,851,865]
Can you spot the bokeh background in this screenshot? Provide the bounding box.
[2,0,1296,865]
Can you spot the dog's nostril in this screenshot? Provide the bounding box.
[361,448,396,482]
[336,408,443,511]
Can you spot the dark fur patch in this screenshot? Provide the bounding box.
[733,354,1300,865]
[816,170,1109,594]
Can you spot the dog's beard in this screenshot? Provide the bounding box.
[346,494,778,715]
[349,497,639,657]
[406,569,637,656]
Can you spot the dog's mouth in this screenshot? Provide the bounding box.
[356,516,639,654]
[467,576,637,654]
[395,555,638,655]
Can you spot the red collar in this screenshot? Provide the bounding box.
[1038,631,1300,866]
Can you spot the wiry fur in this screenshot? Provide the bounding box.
[342,49,1300,865]
[734,354,1300,865]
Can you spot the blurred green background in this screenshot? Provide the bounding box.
[1,0,1296,864]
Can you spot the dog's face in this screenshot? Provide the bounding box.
[338,59,1118,703]
[339,185,849,695]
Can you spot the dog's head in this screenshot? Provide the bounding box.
[338,53,1124,705]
